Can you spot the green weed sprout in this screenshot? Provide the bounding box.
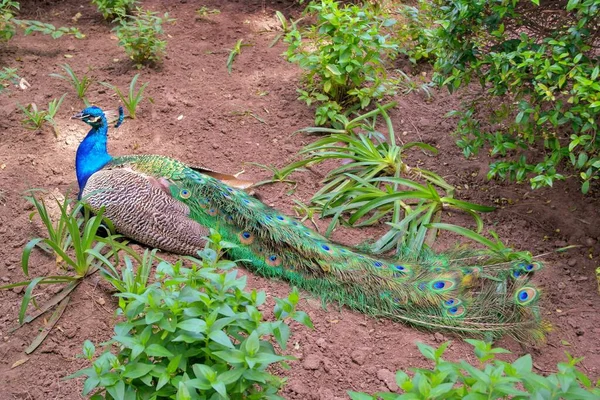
[226,39,252,74]
[50,64,93,105]
[196,6,220,18]
[100,73,148,119]
[18,93,66,136]
[0,66,20,93]
[0,192,135,352]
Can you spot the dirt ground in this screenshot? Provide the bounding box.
[0,1,599,399]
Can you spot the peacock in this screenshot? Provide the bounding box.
[72,106,546,342]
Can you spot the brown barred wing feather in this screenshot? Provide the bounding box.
[82,167,207,255]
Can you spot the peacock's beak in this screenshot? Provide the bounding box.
[71,111,85,120]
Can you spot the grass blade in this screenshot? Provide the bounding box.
[21,238,45,277]
[25,295,70,354]
[20,279,80,325]
[348,191,432,225]
[428,223,500,249]
[19,277,44,324]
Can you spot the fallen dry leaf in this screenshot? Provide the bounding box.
[19,78,31,90]
[11,357,29,369]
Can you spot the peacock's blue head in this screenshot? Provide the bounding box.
[72,106,106,129]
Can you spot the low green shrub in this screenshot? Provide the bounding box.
[114,7,174,67]
[92,0,137,21]
[1,0,83,41]
[0,0,18,40]
[68,230,313,399]
[285,0,398,126]
[349,340,600,400]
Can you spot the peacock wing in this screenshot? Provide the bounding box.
[83,166,208,255]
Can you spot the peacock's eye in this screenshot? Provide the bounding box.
[180,188,191,199]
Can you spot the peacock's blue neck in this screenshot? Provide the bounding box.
[76,118,112,195]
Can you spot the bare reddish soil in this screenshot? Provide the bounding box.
[0,1,599,399]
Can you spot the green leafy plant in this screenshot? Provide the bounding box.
[100,248,157,302]
[245,160,312,188]
[0,0,19,40]
[0,66,19,93]
[18,93,66,136]
[396,2,437,64]
[226,39,251,74]
[16,194,122,315]
[0,192,132,352]
[281,103,497,256]
[196,6,220,18]
[114,7,174,67]
[14,19,85,39]
[50,64,93,105]
[284,0,398,125]
[396,70,434,99]
[1,0,83,41]
[410,0,600,193]
[100,73,148,119]
[348,340,600,399]
[92,0,136,21]
[292,199,321,231]
[68,229,313,399]
[19,103,46,131]
[270,10,304,48]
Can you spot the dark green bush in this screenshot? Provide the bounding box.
[0,0,18,40]
[400,0,600,193]
[396,2,436,64]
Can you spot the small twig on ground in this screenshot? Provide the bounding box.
[533,362,556,373]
